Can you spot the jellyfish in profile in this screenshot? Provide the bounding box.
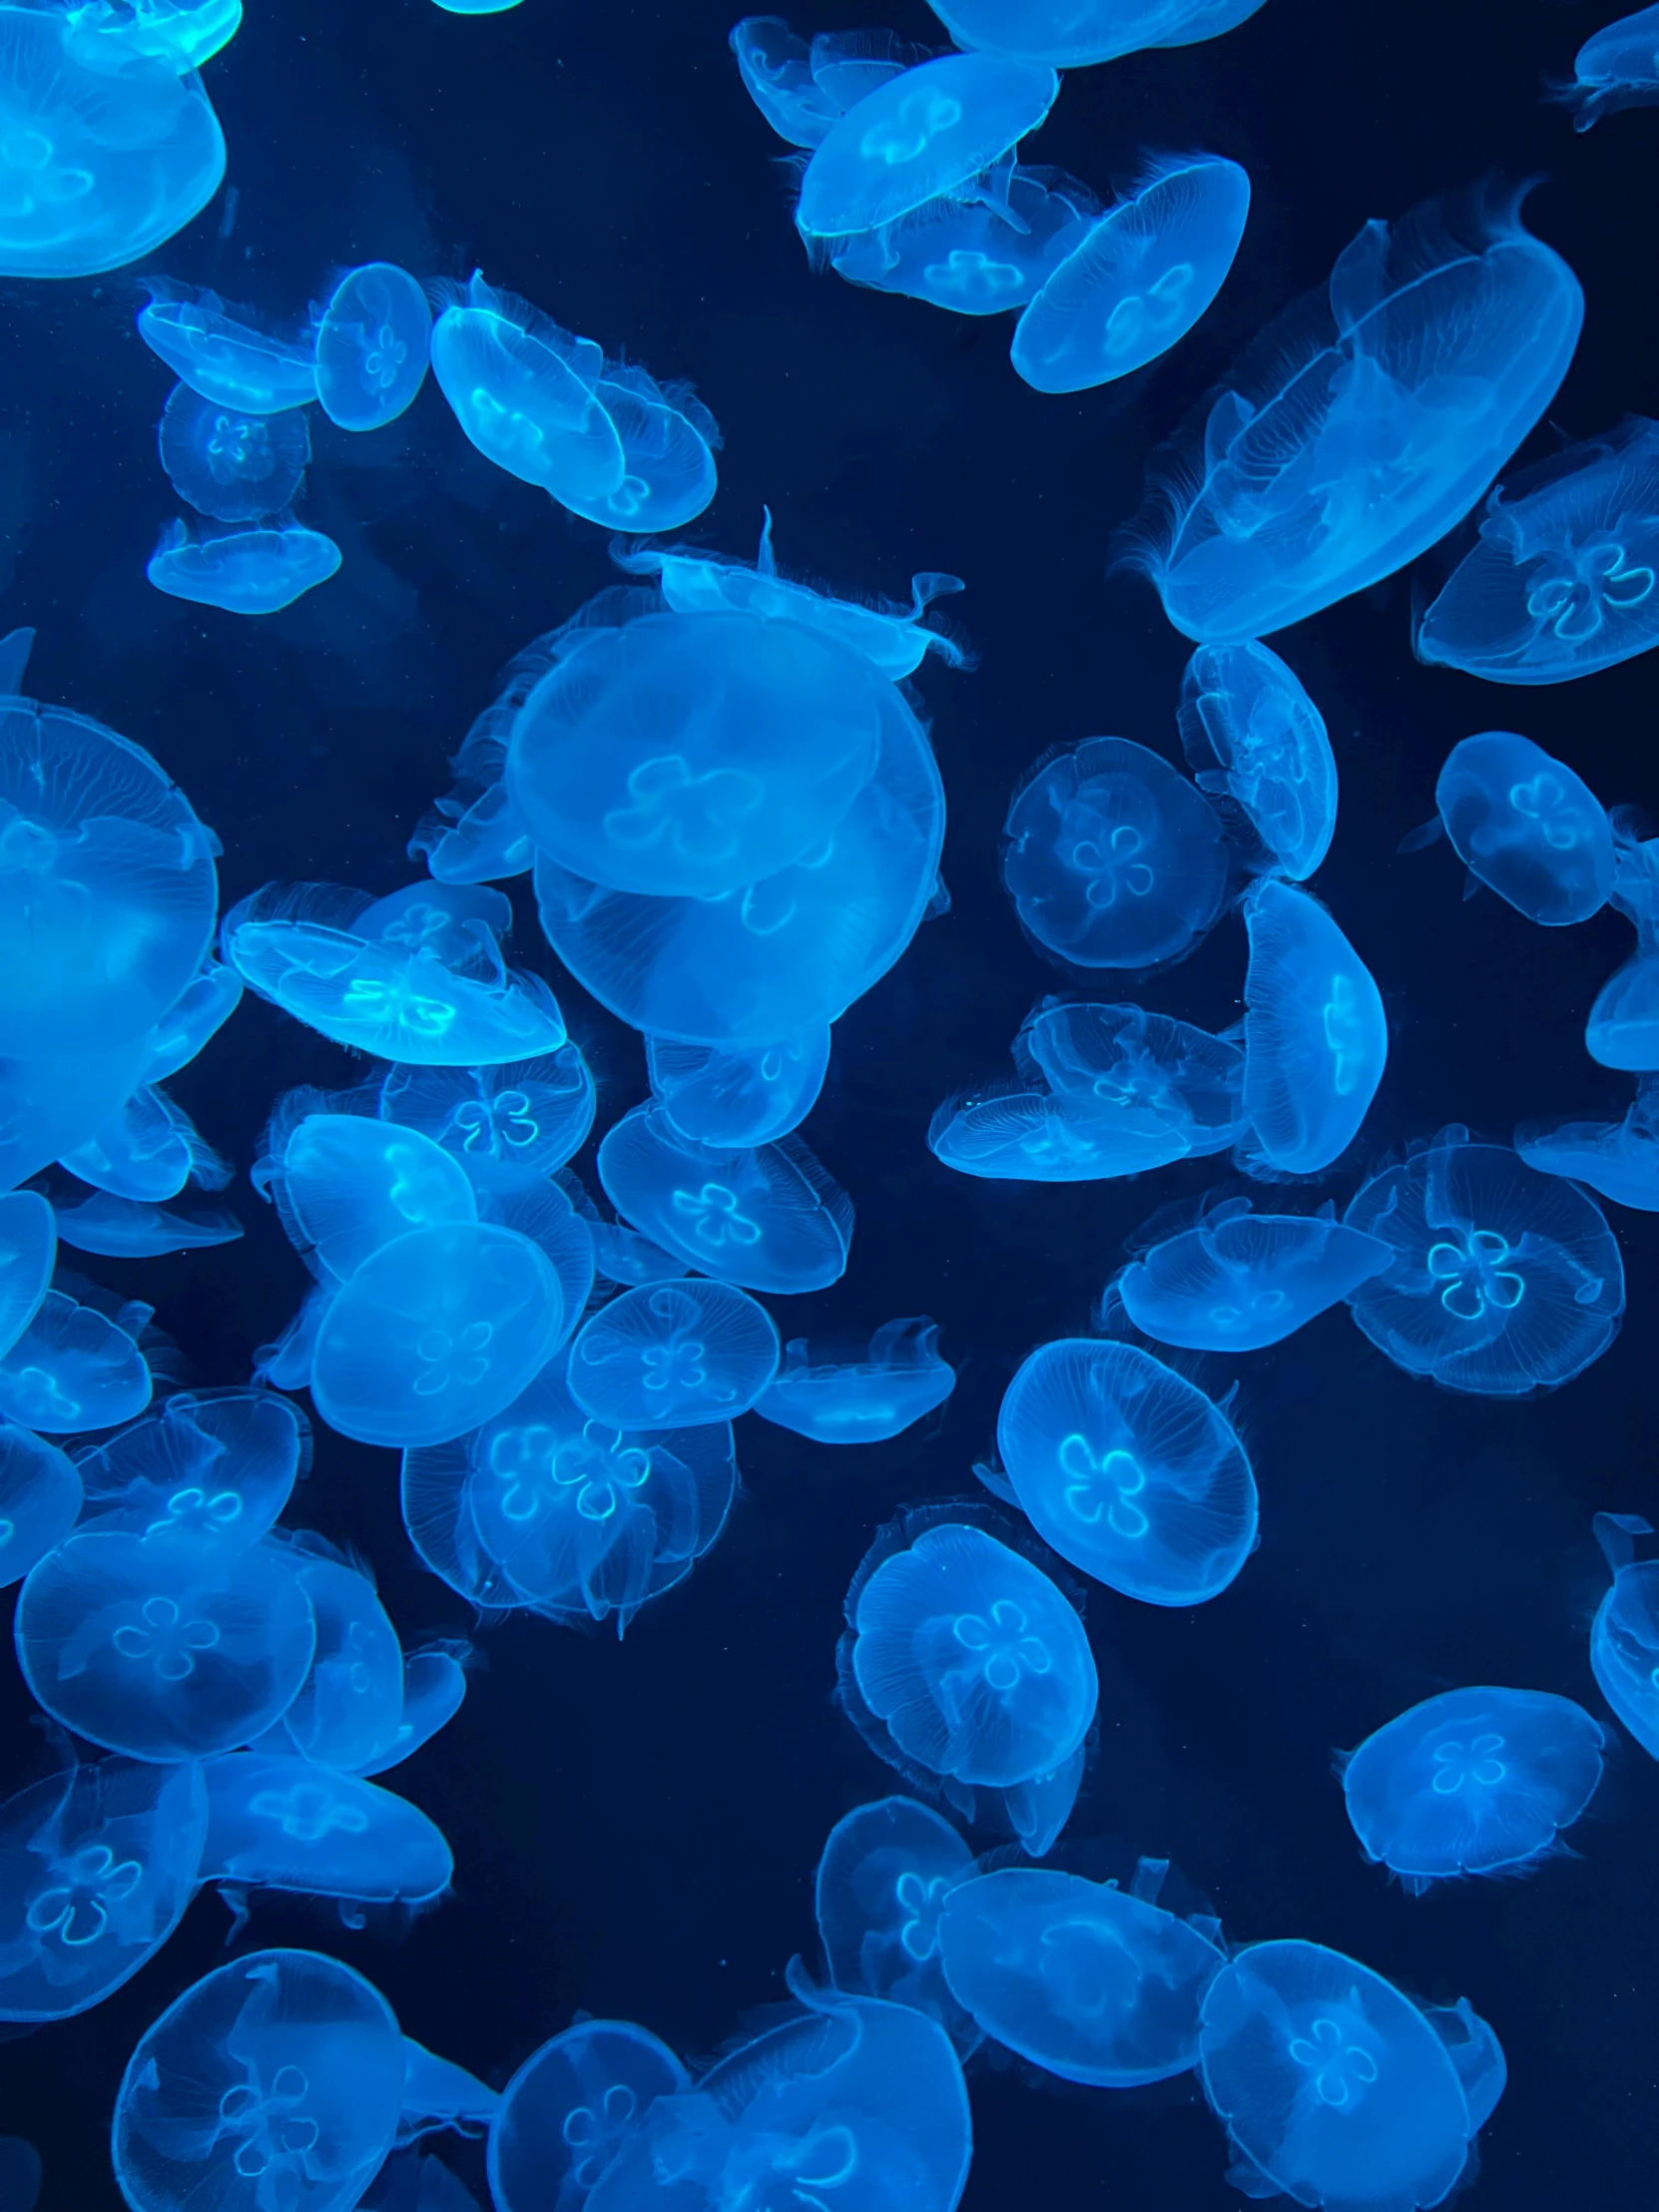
[279,1548,405,1773]
[1177,640,1338,880]
[1341,1685,1605,1892]
[0,1425,80,1587]
[758,1319,955,1443]
[488,2020,689,2212]
[60,1080,228,1204]
[1431,732,1613,924]
[138,284,318,411]
[730,18,927,149]
[315,262,431,431]
[76,1387,307,1551]
[0,1191,54,1361]
[1344,1128,1624,1396]
[1124,187,1584,643]
[828,162,1102,320]
[1002,738,1228,971]
[200,1754,452,1905]
[1199,1940,1502,2212]
[921,0,1267,67]
[158,382,310,523]
[1116,1197,1391,1352]
[567,1279,780,1429]
[997,1338,1257,1603]
[1012,154,1249,392]
[113,1948,408,2212]
[1560,4,1659,128]
[1586,952,1659,1068]
[559,364,722,534]
[647,1026,830,1147]
[147,517,341,614]
[1240,878,1386,1177]
[1586,1511,1659,1766]
[0,1289,154,1432]
[141,956,244,1082]
[257,1105,479,1283]
[815,1798,979,2052]
[381,1048,596,1191]
[52,1193,243,1256]
[1517,1079,1659,1210]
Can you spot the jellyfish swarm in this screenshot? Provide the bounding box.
[159,383,310,523]
[1431,732,1614,925]
[759,1319,955,1443]
[488,2020,688,2212]
[112,1948,408,2212]
[1562,4,1659,128]
[0,1424,80,1586]
[920,0,1268,68]
[1012,154,1249,392]
[937,1861,1223,2085]
[1117,1198,1392,1352]
[380,1048,596,1191]
[1589,1512,1659,1761]
[315,263,431,432]
[147,518,341,615]
[1415,419,1659,684]
[567,1278,779,1429]
[1344,1130,1623,1396]
[0,5,225,278]
[1341,1685,1604,1892]
[1240,879,1386,1177]
[1199,1940,1503,2212]
[815,1797,979,2052]
[1178,641,1338,880]
[138,286,319,412]
[1125,188,1584,643]
[647,1026,829,1147]
[1002,738,1228,971]
[200,1753,452,1906]
[997,1337,1257,1603]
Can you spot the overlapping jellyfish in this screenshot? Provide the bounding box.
[489,2019,688,2212]
[1115,1195,1391,1352]
[814,1797,980,2052]
[919,0,1268,67]
[1178,640,1338,881]
[1423,732,1614,924]
[1123,187,1583,642]
[1559,4,1659,129]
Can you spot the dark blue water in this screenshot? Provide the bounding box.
[2,0,1657,2203]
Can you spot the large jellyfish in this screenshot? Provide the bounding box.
[1344,1129,1624,1395]
[1431,732,1613,924]
[200,1754,452,1906]
[1240,878,1386,1176]
[646,1025,830,1147]
[815,1797,979,2052]
[758,1319,955,1443]
[1116,1197,1392,1352]
[138,286,318,412]
[0,1424,81,1586]
[920,0,1268,69]
[488,2020,689,2212]
[0,1288,155,1432]
[1589,1511,1659,1762]
[996,1337,1257,1603]
[566,1279,780,1429]
[1561,4,1659,129]
[159,383,311,522]
[1177,640,1337,880]
[314,262,432,432]
[147,519,342,615]
[1124,188,1584,642]
[380,1048,596,1191]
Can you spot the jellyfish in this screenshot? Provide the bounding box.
[758,1320,956,1443]
[478,1175,595,1349]
[16,1529,316,1761]
[199,1753,452,1905]
[0,1191,53,1361]
[59,1081,228,1204]
[351,1644,469,1778]
[1123,187,1584,643]
[828,162,1101,320]
[558,364,721,535]
[278,1549,405,1773]
[1430,732,1613,925]
[921,0,1268,67]
[410,710,535,887]
[1344,1128,1623,1396]
[596,1106,853,1295]
[647,1026,830,1147]
[566,1278,780,1429]
[380,1048,596,1191]
[0,8,225,278]
[141,957,245,1083]
[52,1192,244,1257]
[729,18,925,149]
[112,1948,408,2212]
[1239,878,1386,1177]
[590,1221,689,1288]
[488,2020,689,2212]
[0,1755,206,2021]
[0,1289,154,1432]
[1341,1685,1604,1892]
[147,518,342,614]
[997,1337,1257,1604]
[221,880,566,1064]
[1517,1080,1659,1210]
[65,0,242,74]
[138,285,318,411]
[257,1107,479,1283]
[158,382,311,522]
[76,1387,307,1551]
[315,262,432,432]
[795,52,1059,241]
[1589,1512,1659,1760]
[1116,1198,1393,1352]
[1198,1939,1501,2212]
[1025,999,1248,1157]
[1177,640,1338,880]
[1012,154,1249,392]
[1586,952,1659,1068]
[815,1797,979,2054]
[1561,4,1659,128]
[0,1424,80,1587]
[1001,738,1228,971]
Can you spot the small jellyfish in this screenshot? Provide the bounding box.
[1240,878,1386,1176]
[51,1193,245,1256]
[147,517,342,615]
[0,1190,54,1361]
[1432,732,1613,924]
[815,1798,979,2052]
[0,1289,153,1432]
[158,382,311,522]
[280,1549,405,1773]
[567,1278,780,1429]
[1002,738,1228,971]
[937,1862,1224,2085]
[921,0,1267,68]
[997,1338,1257,1604]
[1560,3,1659,129]
[1344,1128,1624,1396]
[200,1753,452,1905]
[1341,1685,1605,1891]
[647,1026,830,1147]
[758,1319,955,1443]
[558,364,721,534]
[1177,640,1338,880]
[730,16,842,147]
[829,162,1101,320]
[76,1386,307,1551]
[257,1107,479,1283]
[1116,1197,1393,1352]
[138,285,318,412]
[0,1425,81,1586]
[381,1048,596,1190]
[1517,1080,1659,1210]
[488,2020,689,2212]
[1012,154,1249,392]
[1199,1939,1500,2212]
[315,262,432,431]
[113,1948,408,2212]
[1589,1511,1659,1761]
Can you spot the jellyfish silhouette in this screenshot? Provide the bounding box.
[148,519,342,615]
[1116,1198,1392,1352]
[921,0,1268,68]
[1240,879,1386,1176]
[567,1278,780,1429]
[139,285,318,411]
[200,1754,452,1906]
[159,383,310,523]
[1561,4,1659,129]
[1589,1512,1659,1762]
[758,1319,955,1443]
[1432,733,1613,924]
[815,1797,980,2055]
[730,18,927,149]
[489,2019,689,2212]
[315,263,432,431]
[1178,640,1338,880]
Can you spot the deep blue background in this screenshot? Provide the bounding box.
[2,0,1657,2203]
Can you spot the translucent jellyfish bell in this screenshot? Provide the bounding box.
[0,1191,54,1362]
[558,365,721,535]
[65,0,242,73]
[1240,878,1386,1176]
[281,1551,404,1772]
[1587,952,1659,1068]
[257,1108,478,1282]
[1433,732,1613,924]
[647,1025,830,1147]
[52,1192,243,1257]
[1177,641,1338,880]
[1117,1198,1392,1352]
[758,1319,956,1443]
[1589,1511,1659,1761]
[1517,1081,1659,1210]
[815,1797,978,2051]
[730,16,842,147]
[159,383,310,522]
[200,1753,453,1906]
[567,1278,780,1429]
[60,1080,228,1204]
[380,1047,596,1191]
[0,1425,81,1586]
[0,1289,153,1432]
[829,162,1101,320]
[75,1387,308,1551]
[147,519,342,615]
[997,1338,1257,1603]
[921,0,1268,67]
[315,262,432,431]
[488,2020,689,2212]
[1561,4,1659,129]
[138,286,318,412]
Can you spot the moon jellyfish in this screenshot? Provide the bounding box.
[380,1049,595,1191]
[353,1644,469,1778]
[815,1797,979,2053]
[1002,738,1228,971]
[1341,1685,1604,1891]
[488,2020,689,2212]
[937,1860,1223,2085]
[1432,732,1613,924]
[158,383,310,523]
[60,1082,227,1205]
[997,1338,1257,1604]
[0,1289,154,1431]
[559,365,721,535]
[53,1192,242,1255]
[920,0,1268,68]
[147,518,342,615]
[279,1550,404,1772]
[66,0,242,74]
[729,18,926,149]
[1586,952,1659,1068]
[1517,1081,1659,1210]
[1012,155,1249,392]
[16,1529,315,1760]
[142,956,243,1081]
[1116,1198,1391,1352]
[0,7,225,278]
[1124,187,1584,643]
[567,1279,779,1429]
[758,1319,955,1443]
[112,1948,407,2212]
[1199,1940,1502,2212]
[76,1387,307,1551]
[1177,641,1338,880]
[257,1107,478,1283]
[0,1755,206,2020]
[200,1754,452,1905]
[1240,879,1386,1176]
[795,54,1059,242]
[1343,1128,1624,1396]
[1562,4,1659,128]
[647,1026,830,1147]
[1589,1511,1659,1761]
[828,162,1101,320]
[0,1191,53,1359]
[590,1222,689,1288]
[138,286,318,412]
[315,262,431,431]
[0,1425,80,1585]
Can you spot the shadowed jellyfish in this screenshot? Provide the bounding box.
[1002,738,1228,971]
[381,1048,596,1190]
[920,0,1268,67]
[1561,4,1659,128]
[1123,187,1584,642]
[148,518,342,614]
[1240,879,1386,1176]
[567,1279,779,1429]
[815,1798,978,2053]
[997,1337,1257,1602]
[159,383,310,523]
[1341,1685,1604,1891]
[139,285,317,411]
[256,1106,479,1283]
[76,1387,307,1551]
[0,1289,154,1431]
[1589,1511,1659,1762]
[1430,732,1612,923]
[0,1190,54,1358]
[647,1026,830,1147]
[758,1319,955,1443]
[0,1424,81,1585]
[489,2019,689,2212]
[315,263,431,431]
[826,161,1101,320]
[1178,641,1337,880]
[200,1753,452,1905]
[1116,1197,1391,1351]
[1344,1129,1624,1395]
[1516,1079,1659,1209]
